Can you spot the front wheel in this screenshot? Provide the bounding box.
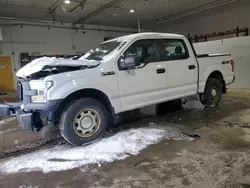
[59,98,108,146]
[200,78,223,106]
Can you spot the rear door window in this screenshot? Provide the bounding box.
[157,39,189,61]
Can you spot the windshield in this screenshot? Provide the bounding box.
[82,40,125,61]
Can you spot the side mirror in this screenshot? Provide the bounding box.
[120,54,141,69]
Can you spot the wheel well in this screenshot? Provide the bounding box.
[54,89,114,123]
[207,71,226,93]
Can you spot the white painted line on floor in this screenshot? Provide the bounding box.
[0,126,191,174]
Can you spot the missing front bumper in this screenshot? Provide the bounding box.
[16,112,34,131]
[0,102,22,117]
[0,103,43,132]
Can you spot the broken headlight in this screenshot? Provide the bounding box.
[29,81,53,103]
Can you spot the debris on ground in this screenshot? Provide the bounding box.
[134,157,148,167]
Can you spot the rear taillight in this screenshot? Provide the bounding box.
[230,60,234,72]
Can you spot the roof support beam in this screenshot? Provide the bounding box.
[45,0,64,19]
[45,0,84,19]
[156,0,237,24]
[74,0,123,24]
[48,0,61,11]
[69,0,87,13]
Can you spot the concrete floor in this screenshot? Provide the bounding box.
[1,90,250,188]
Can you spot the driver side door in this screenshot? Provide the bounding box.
[116,39,168,112]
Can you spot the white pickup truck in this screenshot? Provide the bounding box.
[0,33,235,146]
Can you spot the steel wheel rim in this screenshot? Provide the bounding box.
[211,88,217,97]
[211,85,218,100]
[73,108,101,138]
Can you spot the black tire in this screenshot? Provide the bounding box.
[199,93,205,106]
[202,78,222,106]
[59,98,108,146]
[156,99,183,115]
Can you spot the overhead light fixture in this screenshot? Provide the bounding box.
[130,9,135,13]
[65,0,70,4]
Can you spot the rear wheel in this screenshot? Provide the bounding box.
[200,78,222,106]
[59,98,108,146]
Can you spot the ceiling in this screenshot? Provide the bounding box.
[0,0,238,29]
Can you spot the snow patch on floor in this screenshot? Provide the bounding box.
[0,127,190,174]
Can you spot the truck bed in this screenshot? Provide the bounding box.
[197,53,235,93]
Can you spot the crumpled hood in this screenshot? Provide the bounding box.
[16,57,99,78]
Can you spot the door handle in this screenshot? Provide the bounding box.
[157,68,166,74]
[188,65,196,70]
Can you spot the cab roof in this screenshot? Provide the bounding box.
[104,32,185,43]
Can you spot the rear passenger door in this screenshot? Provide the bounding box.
[157,39,198,98]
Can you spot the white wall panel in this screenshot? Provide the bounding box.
[0,21,137,89]
[157,0,250,37]
[194,36,250,88]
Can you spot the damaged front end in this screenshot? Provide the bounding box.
[0,101,44,132]
[0,57,100,132]
[27,65,86,79]
[0,79,61,132]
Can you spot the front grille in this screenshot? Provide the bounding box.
[17,81,23,101]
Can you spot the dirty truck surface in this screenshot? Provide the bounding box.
[1,90,250,188]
